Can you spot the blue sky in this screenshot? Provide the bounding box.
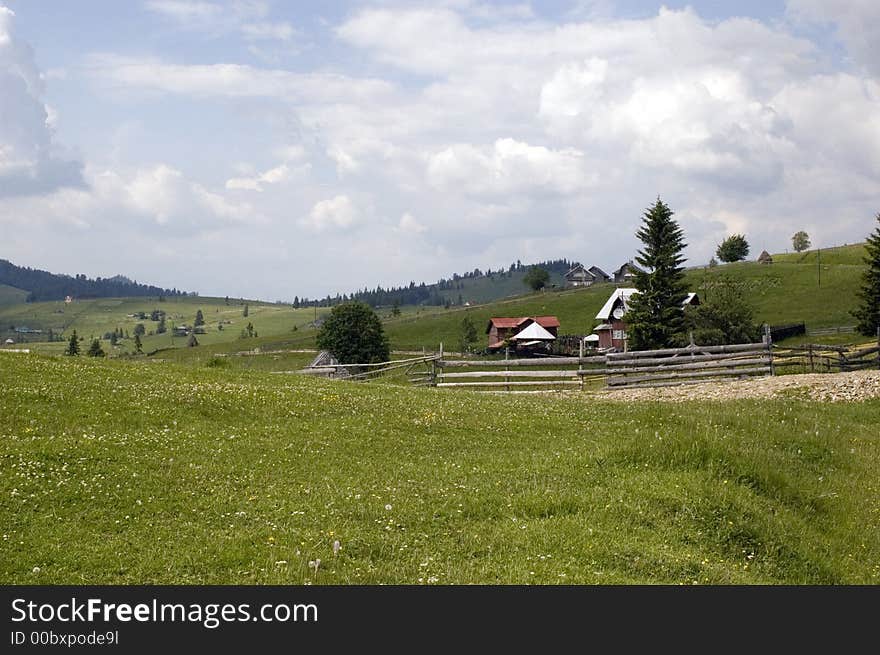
[1,1,878,301]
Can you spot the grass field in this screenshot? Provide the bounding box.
[382,243,869,350]
[0,243,869,357]
[1,353,878,585]
[0,283,28,307]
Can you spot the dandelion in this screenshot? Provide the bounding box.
[385,504,392,511]
[32,566,40,574]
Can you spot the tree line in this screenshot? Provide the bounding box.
[0,259,190,302]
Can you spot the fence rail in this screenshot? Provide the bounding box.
[301,330,879,392]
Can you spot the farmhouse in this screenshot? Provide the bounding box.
[564,264,611,288]
[612,261,644,283]
[592,288,700,351]
[486,316,560,352]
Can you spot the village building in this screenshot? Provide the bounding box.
[486,316,560,353]
[565,264,611,287]
[564,264,611,288]
[592,288,700,351]
[757,250,773,264]
[612,260,644,283]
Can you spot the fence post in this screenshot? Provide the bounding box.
[505,346,510,392]
[808,343,814,373]
[764,324,775,376]
[579,338,585,391]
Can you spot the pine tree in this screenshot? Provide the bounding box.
[134,334,143,354]
[66,330,79,356]
[187,333,199,348]
[626,198,689,350]
[243,304,249,317]
[87,338,105,357]
[853,213,880,337]
[194,309,205,327]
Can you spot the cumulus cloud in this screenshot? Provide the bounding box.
[787,0,880,75]
[300,195,358,232]
[0,6,83,197]
[427,138,591,196]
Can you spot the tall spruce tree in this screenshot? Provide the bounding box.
[852,213,880,337]
[626,198,689,350]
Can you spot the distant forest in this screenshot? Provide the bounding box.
[0,259,190,302]
[292,258,578,309]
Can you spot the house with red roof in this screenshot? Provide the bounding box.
[486,316,560,353]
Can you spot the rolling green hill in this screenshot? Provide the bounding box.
[381,243,869,351]
[0,243,868,355]
[0,283,28,307]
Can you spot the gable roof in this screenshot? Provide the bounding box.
[564,263,595,280]
[613,260,644,276]
[595,288,638,320]
[487,315,561,333]
[588,265,610,279]
[511,321,556,341]
[595,289,699,320]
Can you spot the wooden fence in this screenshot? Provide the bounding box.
[773,343,880,373]
[434,340,774,391]
[604,342,773,389]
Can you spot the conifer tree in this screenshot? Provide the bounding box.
[134,333,143,354]
[853,213,880,337]
[66,330,79,356]
[87,338,105,357]
[194,309,205,327]
[626,198,689,350]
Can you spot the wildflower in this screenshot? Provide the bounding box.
[385,504,392,511]
[32,566,40,574]
[333,540,341,556]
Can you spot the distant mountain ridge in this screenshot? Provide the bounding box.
[0,259,190,302]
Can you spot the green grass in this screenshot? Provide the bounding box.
[0,242,868,356]
[384,244,869,350]
[0,295,323,356]
[0,284,28,308]
[1,353,878,584]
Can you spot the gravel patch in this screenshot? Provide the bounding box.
[581,370,880,402]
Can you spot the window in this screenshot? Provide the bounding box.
[612,329,627,340]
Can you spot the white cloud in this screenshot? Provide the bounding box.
[0,6,83,196]
[146,0,296,43]
[300,195,358,232]
[787,0,880,75]
[397,212,427,234]
[427,138,591,196]
[226,163,290,191]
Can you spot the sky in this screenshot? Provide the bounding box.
[0,1,878,301]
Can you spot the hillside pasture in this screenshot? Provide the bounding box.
[1,354,878,585]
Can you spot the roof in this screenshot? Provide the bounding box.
[564,264,594,280]
[595,289,699,320]
[511,321,556,342]
[757,250,773,262]
[588,266,610,279]
[487,316,560,332]
[583,334,600,342]
[613,260,644,276]
[595,288,638,320]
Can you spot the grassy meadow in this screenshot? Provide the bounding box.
[1,352,878,585]
[0,243,869,358]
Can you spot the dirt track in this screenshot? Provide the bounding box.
[583,369,880,402]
